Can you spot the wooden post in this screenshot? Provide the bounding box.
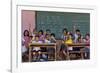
[29,44,32,62]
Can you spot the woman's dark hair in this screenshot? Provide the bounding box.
[39,30,43,35]
[23,30,29,36]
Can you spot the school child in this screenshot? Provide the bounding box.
[31,29,37,41]
[38,30,45,42]
[65,32,73,53]
[65,32,73,44]
[22,30,31,62]
[61,28,68,41]
[44,34,51,43]
[32,35,42,61]
[43,29,51,40]
[77,34,83,43]
[83,33,90,59]
[59,28,69,60]
[38,30,49,61]
[72,29,83,59]
[73,29,81,43]
[50,33,56,43]
[73,29,82,51]
[47,33,56,60]
[40,34,51,61]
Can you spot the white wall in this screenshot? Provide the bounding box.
[0,0,100,73]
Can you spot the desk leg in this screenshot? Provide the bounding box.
[81,48,84,59]
[29,46,32,62]
[66,50,70,60]
[55,46,56,61]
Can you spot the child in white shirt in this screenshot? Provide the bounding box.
[32,35,42,61]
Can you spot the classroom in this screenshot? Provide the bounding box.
[21,10,90,62]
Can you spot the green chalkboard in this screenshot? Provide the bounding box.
[36,11,90,39]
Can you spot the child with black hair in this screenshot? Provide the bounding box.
[22,30,31,62]
[46,33,56,60]
[50,33,56,43]
[83,33,90,59]
[59,28,68,60]
[32,35,42,62]
[31,29,37,41]
[61,28,68,41]
[38,30,45,42]
[73,29,81,43]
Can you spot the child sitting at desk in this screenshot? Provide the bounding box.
[38,30,45,43]
[73,29,83,51]
[61,28,68,41]
[65,32,73,44]
[40,34,51,61]
[44,33,56,43]
[31,29,37,41]
[44,34,51,43]
[32,35,42,61]
[48,33,56,60]
[65,32,73,51]
[50,33,56,43]
[73,29,81,43]
[59,29,69,60]
[83,33,90,59]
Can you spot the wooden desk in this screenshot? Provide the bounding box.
[66,43,90,60]
[68,43,90,47]
[29,43,56,62]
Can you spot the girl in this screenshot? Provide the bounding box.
[84,33,90,59]
[61,28,68,41]
[50,33,56,43]
[32,35,42,61]
[31,29,37,41]
[65,32,73,44]
[38,30,45,42]
[22,30,31,62]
